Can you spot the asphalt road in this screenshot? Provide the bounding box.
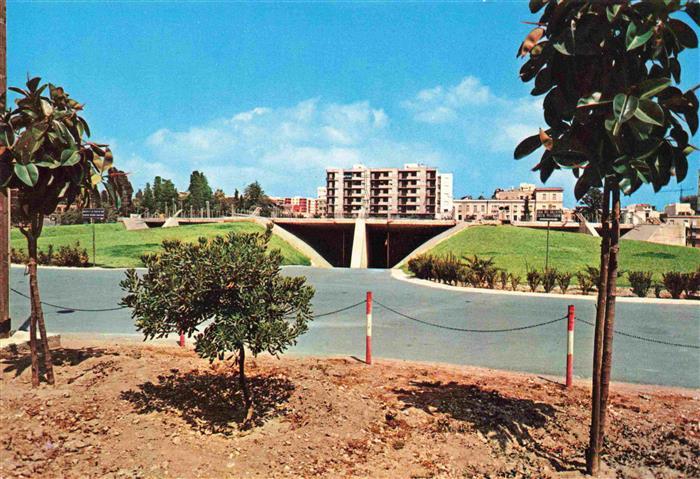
[8,266,700,388]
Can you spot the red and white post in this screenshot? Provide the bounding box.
[179,330,185,348]
[566,304,575,388]
[365,291,373,365]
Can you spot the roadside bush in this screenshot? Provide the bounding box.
[583,266,601,291]
[627,271,653,298]
[509,273,521,291]
[541,268,557,293]
[499,270,509,290]
[10,242,88,267]
[557,272,572,294]
[54,242,90,267]
[408,255,434,280]
[654,284,663,298]
[662,272,686,299]
[10,247,28,264]
[526,266,541,292]
[432,254,464,286]
[576,271,595,295]
[463,255,498,288]
[37,245,55,265]
[683,270,699,298]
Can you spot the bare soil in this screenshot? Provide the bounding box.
[1,338,698,478]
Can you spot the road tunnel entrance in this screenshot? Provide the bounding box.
[275,222,355,267]
[366,223,453,268]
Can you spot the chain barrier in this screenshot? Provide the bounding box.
[10,288,128,312]
[10,286,699,350]
[577,317,700,350]
[374,299,567,333]
[312,300,367,318]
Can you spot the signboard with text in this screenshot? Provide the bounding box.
[536,209,562,222]
[82,208,105,220]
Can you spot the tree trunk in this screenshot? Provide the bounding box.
[238,346,254,426]
[598,188,621,448]
[24,217,55,386]
[587,182,611,476]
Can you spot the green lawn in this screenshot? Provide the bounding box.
[10,222,311,268]
[422,225,699,286]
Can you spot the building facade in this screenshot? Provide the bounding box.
[453,183,564,223]
[270,196,321,217]
[324,164,453,219]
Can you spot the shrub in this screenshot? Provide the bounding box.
[526,266,541,292]
[499,270,509,290]
[662,272,686,299]
[542,268,557,293]
[583,266,601,291]
[483,268,498,289]
[576,271,595,295]
[557,272,572,294]
[431,254,464,285]
[121,226,314,425]
[683,270,700,298]
[10,248,28,264]
[37,245,55,265]
[463,255,498,288]
[509,273,521,291]
[408,255,434,280]
[54,242,90,267]
[627,271,653,298]
[654,284,663,298]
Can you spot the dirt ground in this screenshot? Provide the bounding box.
[1,338,698,479]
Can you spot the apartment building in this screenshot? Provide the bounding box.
[454,183,564,222]
[324,164,453,219]
[271,196,321,217]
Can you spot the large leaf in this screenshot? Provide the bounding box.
[625,22,653,51]
[687,2,700,27]
[633,99,665,126]
[577,92,611,109]
[672,148,688,181]
[529,0,548,13]
[638,77,671,99]
[62,150,81,166]
[514,134,541,159]
[14,163,39,187]
[606,4,622,23]
[669,19,698,48]
[612,94,639,136]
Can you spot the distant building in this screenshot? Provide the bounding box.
[270,196,321,217]
[453,183,564,223]
[622,204,661,225]
[664,202,694,217]
[323,163,452,219]
[316,186,327,217]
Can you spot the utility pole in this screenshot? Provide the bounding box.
[0,0,10,338]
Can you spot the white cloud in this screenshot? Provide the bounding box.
[130,98,440,196]
[403,76,495,124]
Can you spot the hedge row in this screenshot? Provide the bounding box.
[11,242,90,267]
[407,254,699,299]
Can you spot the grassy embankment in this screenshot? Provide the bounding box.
[419,225,699,286]
[10,222,311,268]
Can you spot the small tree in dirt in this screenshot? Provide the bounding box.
[1,78,114,386]
[515,1,698,474]
[121,226,314,426]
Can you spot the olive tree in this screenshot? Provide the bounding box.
[514,1,698,474]
[121,226,314,425]
[0,78,114,386]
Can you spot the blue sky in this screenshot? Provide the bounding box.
[9,1,699,208]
